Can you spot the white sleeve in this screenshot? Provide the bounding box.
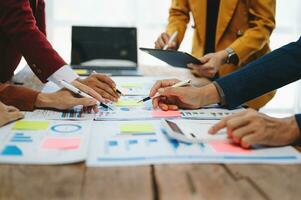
[47,65,79,86]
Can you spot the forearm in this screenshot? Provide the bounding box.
[216,39,301,109]
[0,84,39,111]
[166,0,190,45]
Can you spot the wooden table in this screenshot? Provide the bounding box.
[1,65,301,200]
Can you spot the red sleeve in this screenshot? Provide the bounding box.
[0,83,40,111]
[0,0,66,83]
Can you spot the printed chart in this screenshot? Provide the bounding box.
[0,120,91,164]
[87,120,301,166]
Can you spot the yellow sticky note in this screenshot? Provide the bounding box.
[121,83,141,88]
[12,121,49,131]
[115,100,143,107]
[74,69,89,75]
[120,123,155,134]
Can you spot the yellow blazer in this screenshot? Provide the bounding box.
[166,0,276,109]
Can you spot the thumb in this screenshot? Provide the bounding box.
[199,56,210,64]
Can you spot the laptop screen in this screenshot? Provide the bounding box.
[71,26,137,68]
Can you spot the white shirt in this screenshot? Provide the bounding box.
[47,65,79,86]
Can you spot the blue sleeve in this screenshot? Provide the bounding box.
[295,114,301,133]
[216,38,301,109]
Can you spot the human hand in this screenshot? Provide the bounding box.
[0,102,24,127]
[154,32,177,50]
[188,50,228,78]
[209,109,301,148]
[35,89,99,112]
[76,73,120,102]
[150,80,220,111]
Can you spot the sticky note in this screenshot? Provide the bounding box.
[1,145,23,156]
[74,69,89,75]
[41,137,81,150]
[115,100,143,107]
[12,121,49,131]
[152,110,181,118]
[121,83,141,88]
[210,140,250,154]
[120,123,155,134]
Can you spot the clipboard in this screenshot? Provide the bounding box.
[140,47,201,68]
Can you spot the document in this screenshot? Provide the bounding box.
[0,120,92,164]
[24,108,95,120]
[86,120,301,167]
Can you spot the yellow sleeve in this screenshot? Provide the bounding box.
[229,0,276,65]
[166,0,190,46]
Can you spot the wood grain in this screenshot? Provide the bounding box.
[154,164,266,200]
[226,164,301,200]
[81,166,153,200]
[0,164,85,200]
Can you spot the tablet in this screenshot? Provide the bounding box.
[140,48,201,68]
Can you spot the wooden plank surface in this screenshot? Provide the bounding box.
[0,164,85,200]
[226,164,301,200]
[81,166,153,200]
[154,164,266,200]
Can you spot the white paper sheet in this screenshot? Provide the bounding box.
[24,108,95,121]
[0,120,92,165]
[86,120,301,167]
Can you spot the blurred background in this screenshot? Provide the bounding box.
[19,0,301,117]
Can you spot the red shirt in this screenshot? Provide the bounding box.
[0,0,66,83]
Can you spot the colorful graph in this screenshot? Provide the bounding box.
[51,124,82,133]
[1,145,23,156]
[10,133,33,143]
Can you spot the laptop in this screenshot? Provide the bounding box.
[71,26,140,76]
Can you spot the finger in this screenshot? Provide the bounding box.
[149,79,180,97]
[158,102,169,111]
[158,36,166,48]
[232,125,254,144]
[6,106,19,112]
[95,83,119,99]
[155,41,161,49]
[161,33,170,44]
[226,116,250,131]
[152,97,160,109]
[8,111,24,122]
[92,74,116,88]
[241,133,259,149]
[199,56,210,63]
[72,81,105,103]
[167,104,179,110]
[209,117,230,135]
[187,64,202,69]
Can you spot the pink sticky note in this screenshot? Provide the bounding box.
[41,137,81,150]
[152,110,181,118]
[210,140,250,154]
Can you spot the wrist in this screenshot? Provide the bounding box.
[287,116,301,143]
[35,93,54,108]
[197,83,221,107]
[220,50,228,64]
